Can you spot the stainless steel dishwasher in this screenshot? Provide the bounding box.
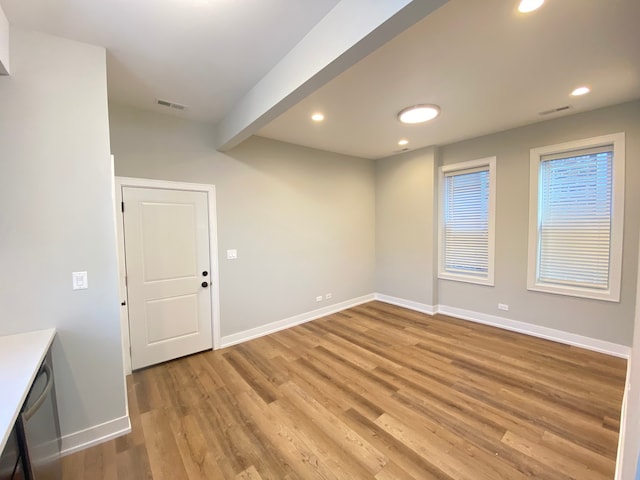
[0,424,25,479]
[16,351,61,480]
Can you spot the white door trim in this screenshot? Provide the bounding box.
[109,157,131,426]
[115,176,221,375]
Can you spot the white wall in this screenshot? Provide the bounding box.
[375,101,640,346]
[617,232,640,478]
[0,29,126,449]
[109,105,376,338]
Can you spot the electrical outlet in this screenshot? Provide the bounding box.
[316,295,323,302]
[498,303,509,311]
[325,293,332,300]
[226,249,238,260]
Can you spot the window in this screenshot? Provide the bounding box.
[438,157,496,285]
[528,133,625,301]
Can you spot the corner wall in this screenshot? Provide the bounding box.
[375,146,438,308]
[375,101,640,346]
[109,105,376,338]
[0,29,127,449]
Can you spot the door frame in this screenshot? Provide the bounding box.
[115,176,221,375]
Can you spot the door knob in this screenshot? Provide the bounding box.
[202,271,208,277]
[201,281,209,288]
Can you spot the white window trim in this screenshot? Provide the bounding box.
[438,157,496,286]
[527,132,625,302]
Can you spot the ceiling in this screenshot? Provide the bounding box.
[259,0,640,158]
[0,0,341,123]
[1,0,639,159]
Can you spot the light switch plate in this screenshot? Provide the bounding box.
[226,249,238,260]
[72,271,88,290]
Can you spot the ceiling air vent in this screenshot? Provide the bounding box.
[392,147,411,154]
[155,99,188,111]
[539,105,572,116]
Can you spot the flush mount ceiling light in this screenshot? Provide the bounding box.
[518,0,544,13]
[398,139,409,146]
[571,86,591,96]
[311,112,325,122]
[397,104,440,124]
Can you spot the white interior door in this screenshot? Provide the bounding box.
[122,186,213,370]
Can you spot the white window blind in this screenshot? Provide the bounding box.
[537,146,613,289]
[443,166,490,278]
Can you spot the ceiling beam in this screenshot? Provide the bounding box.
[215,0,448,151]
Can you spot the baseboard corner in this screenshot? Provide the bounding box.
[374,293,436,315]
[219,293,376,348]
[372,293,629,358]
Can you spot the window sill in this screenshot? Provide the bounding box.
[527,282,620,302]
[438,272,494,287]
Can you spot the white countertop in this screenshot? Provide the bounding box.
[0,328,56,452]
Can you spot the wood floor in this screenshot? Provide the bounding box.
[62,301,627,479]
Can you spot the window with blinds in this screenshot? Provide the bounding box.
[528,133,625,302]
[438,157,496,285]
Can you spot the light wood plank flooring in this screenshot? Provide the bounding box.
[62,301,627,479]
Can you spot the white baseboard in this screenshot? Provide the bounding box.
[436,304,630,358]
[220,292,630,358]
[373,294,630,358]
[61,294,629,460]
[60,415,131,457]
[614,360,632,480]
[374,293,436,315]
[219,294,376,348]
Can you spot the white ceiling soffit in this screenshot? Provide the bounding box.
[0,0,342,122]
[258,0,640,159]
[0,4,9,75]
[215,0,449,151]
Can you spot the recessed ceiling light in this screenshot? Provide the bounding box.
[311,113,325,122]
[397,104,440,124]
[571,86,591,96]
[518,0,544,13]
[398,139,409,146]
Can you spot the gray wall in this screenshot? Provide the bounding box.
[375,147,438,306]
[376,101,640,345]
[0,29,126,438]
[109,105,376,337]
